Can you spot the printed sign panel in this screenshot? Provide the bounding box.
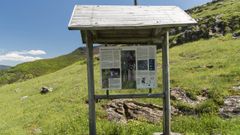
[100,46,157,90]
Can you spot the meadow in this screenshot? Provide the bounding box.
[0,35,240,135]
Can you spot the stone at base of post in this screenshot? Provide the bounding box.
[153,132,182,135]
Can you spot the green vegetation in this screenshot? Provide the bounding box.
[170,0,240,46]
[189,0,240,20]
[0,36,240,134]
[0,48,85,86]
[0,1,240,134]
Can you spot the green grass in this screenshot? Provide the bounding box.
[189,0,240,20]
[0,48,85,86]
[0,36,240,134]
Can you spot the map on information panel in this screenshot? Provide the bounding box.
[100,46,157,90]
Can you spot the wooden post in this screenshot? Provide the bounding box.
[134,0,138,5]
[86,31,96,135]
[162,31,171,135]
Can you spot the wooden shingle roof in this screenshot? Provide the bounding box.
[68,5,197,44]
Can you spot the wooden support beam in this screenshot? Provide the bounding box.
[95,93,163,100]
[86,31,96,135]
[152,28,166,37]
[134,0,138,6]
[94,37,163,44]
[162,31,171,135]
[91,30,98,41]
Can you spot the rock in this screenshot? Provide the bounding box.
[153,132,182,135]
[32,128,42,134]
[171,88,194,104]
[103,99,179,123]
[220,96,240,118]
[196,88,208,103]
[201,88,210,97]
[232,86,240,91]
[171,88,208,105]
[20,96,28,100]
[193,65,214,69]
[85,100,89,104]
[212,0,223,3]
[232,32,240,39]
[14,88,21,93]
[40,87,53,94]
[205,65,214,69]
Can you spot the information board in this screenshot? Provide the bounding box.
[100,46,157,90]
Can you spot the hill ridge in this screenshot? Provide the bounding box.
[170,0,240,46]
[0,47,87,86]
[0,65,11,70]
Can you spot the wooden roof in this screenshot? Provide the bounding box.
[68,5,197,44]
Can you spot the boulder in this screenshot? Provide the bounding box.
[40,87,53,94]
[233,32,240,39]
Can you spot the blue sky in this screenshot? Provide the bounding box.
[0,0,211,66]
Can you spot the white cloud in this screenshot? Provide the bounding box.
[27,50,46,55]
[10,50,47,56]
[0,50,47,63]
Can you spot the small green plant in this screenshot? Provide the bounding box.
[196,100,219,114]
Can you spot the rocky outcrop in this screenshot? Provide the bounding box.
[220,96,240,118]
[171,87,208,105]
[103,88,210,123]
[171,88,195,104]
[169,0,240,46]
[103,99,179,123]
[170,14,236,46]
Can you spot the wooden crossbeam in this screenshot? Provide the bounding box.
[95,93,163,100]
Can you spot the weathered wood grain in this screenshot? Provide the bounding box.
[69,5,196,30]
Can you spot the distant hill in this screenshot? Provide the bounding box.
[0,65,11,70]
[0,47,99,86]
[170,0,240,46]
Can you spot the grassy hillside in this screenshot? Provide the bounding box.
[170,0,240,46]
[0,48,85,86]
[189,0,240,20]
[0,36,240,135]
